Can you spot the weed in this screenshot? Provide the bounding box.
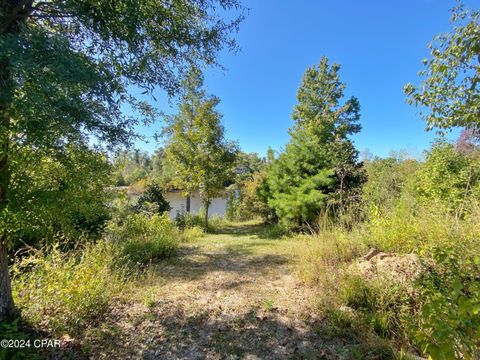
[262,299,274,312]
[144,289,157,308]
[12,241,124,336]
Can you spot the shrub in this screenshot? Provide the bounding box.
[362,157,420,215]
[207,214,228,232]
[368,200,480,254]
[175,212,204,230]
[134,183,171,215]
[258,223,287,239]
[12,241,123,336]
[179,226,205,242]
[4,144,112,250]
[297,201,480,358]
[413,140,480,216]
[109,213,178,264]
[339,275,411,341]
[412,246,480,360]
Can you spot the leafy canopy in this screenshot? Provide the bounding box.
[404,4,480,131]
[163,67,238,224]
[1,0,244,149]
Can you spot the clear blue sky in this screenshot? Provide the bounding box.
[134,0,475,158]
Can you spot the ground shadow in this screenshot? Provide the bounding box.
[86,306,350,359]
[157,246,290,283]
[212,223,286,240]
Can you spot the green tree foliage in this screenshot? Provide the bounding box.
[234,152,267,183]
[404,4,480,131]
[414,246,480,360]
[112,149,152,186]
[2,144,111,248]
[163,68,238,229]
[111,148,172,187]
[0,0,244,319]
[265,57,365,228]
[363,156,420,214]
[238,171,275,221]
[413,139,480,216]
[134,183,171,215]
[226,152,268,220]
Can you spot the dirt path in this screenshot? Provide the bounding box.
[87,224,340,359]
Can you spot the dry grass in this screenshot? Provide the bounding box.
[83,221,353,359]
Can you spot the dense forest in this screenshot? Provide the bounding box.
[0,1,479,359]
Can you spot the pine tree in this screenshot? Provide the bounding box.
[266,57,364,228]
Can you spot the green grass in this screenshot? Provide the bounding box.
[192,221,296,257]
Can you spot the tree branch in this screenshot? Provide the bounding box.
[0,0,33,34]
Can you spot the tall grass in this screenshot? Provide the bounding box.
[11,212,192,336]
[108,213,179,265]
[12,241,124,336]
[297,229,367,286]
[367,200,480,254]
[296,201,480,358]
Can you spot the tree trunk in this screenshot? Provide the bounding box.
[0,0,36,321]
[0,50,14,323]
[204,202,209,231]
[0,109,13,321]
[186,194,191,213]
[0,243,13,320]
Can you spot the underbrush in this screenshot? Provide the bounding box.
[175,211,229,233]
[297,228,367,285]
[179,226,205,242]
[11,212,206,339]
[297,203,480,359]
[412,245,480,359]
[12,241,124,336]
[367,201,480,254]
[108,213,179,265]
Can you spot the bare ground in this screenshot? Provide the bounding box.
[83,224,350,359]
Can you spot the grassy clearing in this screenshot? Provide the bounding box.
[7,215,479,359]
[81,220,329,359]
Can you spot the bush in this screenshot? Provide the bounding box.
[339,275,411,341]
[412,246,480,360]
[12,241,123,336]
[134,183,171,215]
[297,201,480,358]
[207,214,228,232]
[413,140,480,216]
[109,213,178,264]
[179,226,205,242]
[175,212,204,230]
[177,210,229,232]
[368,200,480,254]
[4,144,112,250]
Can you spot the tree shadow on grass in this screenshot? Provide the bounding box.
[212,223,286,240]
[87,306,347,359]
[157,245,290,283]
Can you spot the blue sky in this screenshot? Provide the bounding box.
[134,0,475,158]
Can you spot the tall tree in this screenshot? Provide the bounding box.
[163,68,237,229]
[404,4,480,131]
[0,0,244,320]
[265,57,364,228]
